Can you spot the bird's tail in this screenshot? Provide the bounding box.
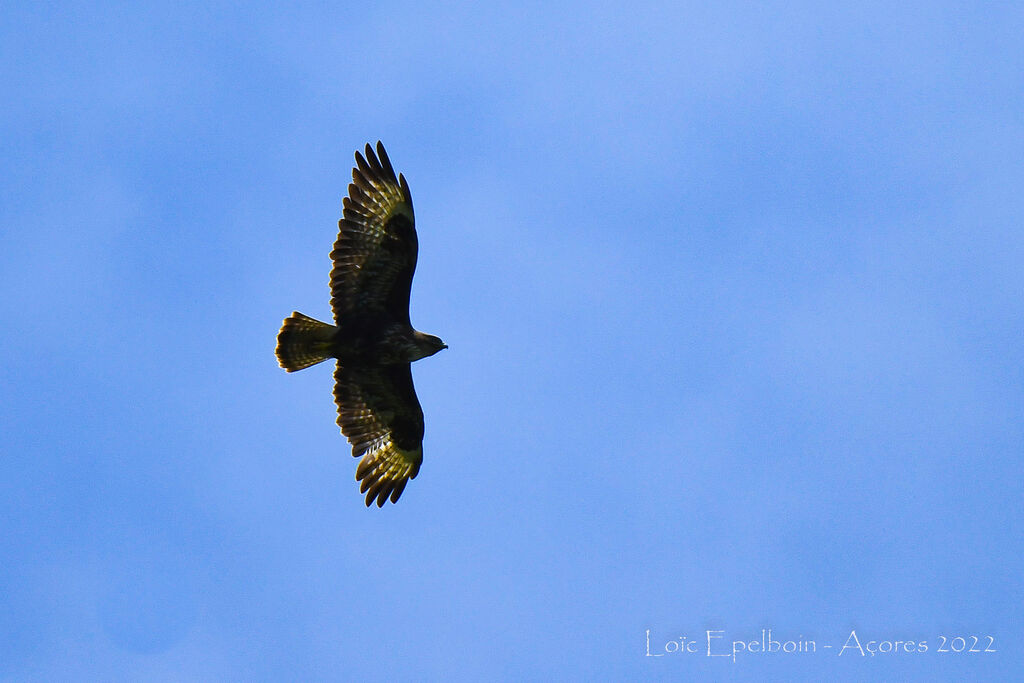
[276,312,337,372]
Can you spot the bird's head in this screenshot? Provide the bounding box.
[411,331,448,360]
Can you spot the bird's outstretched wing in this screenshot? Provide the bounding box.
[330,142,417,324]
[333,363,424,506]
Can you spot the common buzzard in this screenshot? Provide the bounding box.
[276,142,446,507]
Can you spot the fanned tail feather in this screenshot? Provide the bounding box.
[275,312,337,372]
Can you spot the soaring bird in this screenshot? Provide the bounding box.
[275,142,446,507]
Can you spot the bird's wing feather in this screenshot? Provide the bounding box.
[333,362,424,507]
[330,141,417,323]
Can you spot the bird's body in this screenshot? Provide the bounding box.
[275,142,445,506]
[279,311,442,366]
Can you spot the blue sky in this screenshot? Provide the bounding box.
[2,1,1021,680]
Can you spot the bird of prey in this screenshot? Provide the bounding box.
[275,142,446,507]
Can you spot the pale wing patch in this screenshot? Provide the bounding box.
[355,440,422,508]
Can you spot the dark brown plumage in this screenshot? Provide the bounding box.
[275,142,446,506]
